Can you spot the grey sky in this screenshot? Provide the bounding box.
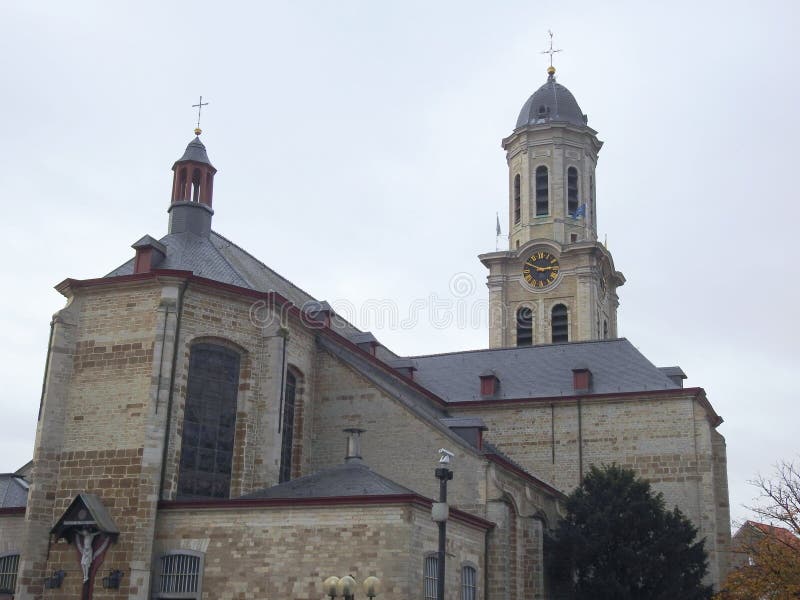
[1,0,798,529]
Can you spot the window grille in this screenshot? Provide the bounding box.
[513,174,521,224]
[552,304,569,343]
[0,554,20,595]
[461,565,477,600]
[535,166,549,216]
[159,553,201,598]
[424,555,438,600]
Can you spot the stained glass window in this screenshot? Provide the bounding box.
[177,344,240,499]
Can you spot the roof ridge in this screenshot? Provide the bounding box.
[408,337,630,360]
[209,230,320,304]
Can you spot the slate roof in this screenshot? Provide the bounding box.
[409,338,680,402]
[0,474,28,508]
[516,74,588,129]
[240,459,416,499]
[176,136,214,167]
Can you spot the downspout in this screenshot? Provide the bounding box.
[158,280,188,500]
[577,399,583,483]
[37,318,57,421]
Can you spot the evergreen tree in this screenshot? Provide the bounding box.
[550,464,712,600]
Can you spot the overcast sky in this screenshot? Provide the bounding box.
[1,0,798,528]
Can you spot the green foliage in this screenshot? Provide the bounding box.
[550,464,712,600]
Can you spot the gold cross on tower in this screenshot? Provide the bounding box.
[540,30,562,76]
[192,95,209,135]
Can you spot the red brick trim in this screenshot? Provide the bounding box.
[0,507,25,516]
[450,387,723,427]
[158,494,495,530]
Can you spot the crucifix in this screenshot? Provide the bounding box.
[540,30,562,69]
[192,95,209,134]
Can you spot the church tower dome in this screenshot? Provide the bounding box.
[515,68,588,129]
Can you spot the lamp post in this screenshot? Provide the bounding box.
[323,575,381,599]
[433,448,454,600]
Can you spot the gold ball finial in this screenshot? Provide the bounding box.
[547,65,556,76]
[194,127,202,136]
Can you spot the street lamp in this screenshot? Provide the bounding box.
[322,575,381,599]
[433,448,454,600]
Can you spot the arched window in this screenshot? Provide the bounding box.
[0,553,19,595]
[535,166,549,216]
[461,565,477,600]
[516,306,533,347]
[423,554,439,600]
[178,343,240,499]
[567,167,579,216]
[513,174,521,224]
[603,319,609,339]
[279,368,298,483]
[552,304,568,343]
[191,168,202,203]
[156,551,204,599]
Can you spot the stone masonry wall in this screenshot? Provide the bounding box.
[454,392,729,586]
[153,503,486,599]
[311,349,487,513]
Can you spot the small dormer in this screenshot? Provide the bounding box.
[304,300,333,328]
[572,366,592,393]
[659,366,687,388]
[132,235,167,274]
[388,358,417,380]
[351,332,380,356]
[479,369,500,396]
[440,417,488,450]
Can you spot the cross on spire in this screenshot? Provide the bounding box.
[192,95,208,135]
[540,30,562,72]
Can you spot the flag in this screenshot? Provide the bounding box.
[496,213,501,236]
[572,204,586,218]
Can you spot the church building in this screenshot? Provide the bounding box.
[0,63,730,599]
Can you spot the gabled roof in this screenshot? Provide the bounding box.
[240,459,416,500]
[737,520,800,548]
[0,474,28,508]
[51,493,120,540]
[409,338,680,402]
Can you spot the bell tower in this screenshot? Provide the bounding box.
[480,59,625,348]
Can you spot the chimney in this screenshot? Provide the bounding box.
[131,235,167,274]
[572,366,592,393]
[344,428,365,463]
[479,370,500,396]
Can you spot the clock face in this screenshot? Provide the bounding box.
[523,251,560,288]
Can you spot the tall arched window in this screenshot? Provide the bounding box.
[513,174,521,224]
[178,343,240,499]
[535,166,549,216]
[603,319,609,339]
[279,369,298,483]
[567,167,579,216]
[516,306,533,347]
[551,304,568,343]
